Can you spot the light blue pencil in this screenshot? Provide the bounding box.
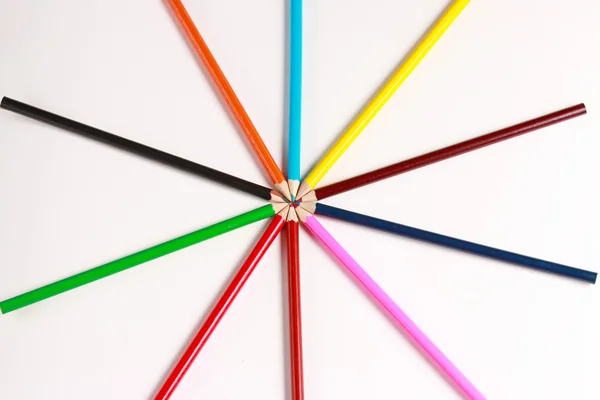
[288,0,303,199]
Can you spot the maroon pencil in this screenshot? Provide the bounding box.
[312,104,586,200]
[154,213,286,400]
[286,208,304,400]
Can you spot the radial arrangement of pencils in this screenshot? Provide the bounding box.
[1,1,596,400]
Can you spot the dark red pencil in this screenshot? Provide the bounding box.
[286,208,304,400]
[313,104,586,200]
[154,212,286,400]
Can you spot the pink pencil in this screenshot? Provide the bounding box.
[295,207,485,400]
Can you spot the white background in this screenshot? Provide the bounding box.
[1,0,599,399]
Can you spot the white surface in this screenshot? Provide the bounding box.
[1,0,599,399]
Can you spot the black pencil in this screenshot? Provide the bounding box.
[313,203,597,284]
[1,96,277,201]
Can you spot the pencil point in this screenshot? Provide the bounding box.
[299,201,316,214]
[294,205,311,223]
[299,190,316,203]
[270,192,286,203]
[296,181,311,199]
[277,204,291,220]
[288,179,300,200]
[287,207,298,223]
[272,202,289,215]
[274,181,293,202]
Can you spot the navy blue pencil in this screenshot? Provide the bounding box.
[314,203,597,284]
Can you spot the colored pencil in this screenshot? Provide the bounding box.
[0,97,278,201]
[295,207,485,400]
[0,204,286,314]
[314,203,597,284]
[315,104,587,199]
[154,213,286,400]
[285,208,305,400]
[287,0,303,198]
[166,0,292,201]
[296,0,470,199]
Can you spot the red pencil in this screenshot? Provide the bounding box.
[154,213,286,400]
[286,208,304,400]
[313,104,586,200]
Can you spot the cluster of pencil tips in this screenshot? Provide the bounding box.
[1,1,596,399]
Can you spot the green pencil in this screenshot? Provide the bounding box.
[0,203,284,314]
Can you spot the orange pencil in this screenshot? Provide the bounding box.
[166,0,291,200]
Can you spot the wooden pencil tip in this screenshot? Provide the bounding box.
[299,190,316,202]
[274,181,292,202]
[287,207,298,223]
[296,181,311,199]
[294,205,311,223]
[299,201,316,214]
[270,192,286,203]
[272,202,288,215]
[277,204,291,220]
[288,179,299,200]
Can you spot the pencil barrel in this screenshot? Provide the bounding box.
[303,213,485,399]
[166,0,285,185]
[288,0,303,181]
[315,104,587,199]
[286,221,305,400]
[303,0,470,190]
[315,203,597,283]
[0,97,273,200]
[154,215,285,400]
[0,205,275,314]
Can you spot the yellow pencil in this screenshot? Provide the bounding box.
[297,0,470,199]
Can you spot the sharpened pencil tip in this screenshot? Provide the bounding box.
[288,179,299,199]
[277,204,291,220]
[299,201,316,214]
[287,207,298,223]
[270,192,287,203]
[296,181,311,199]
[299,190,316,203]
[274,181,292,202]
[294,205,311,222]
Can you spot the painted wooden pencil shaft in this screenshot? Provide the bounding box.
[154,215,285,400]
[315,103,587,199]
[0,205,277,314]
[286,220,305,400]
[288,0,303,197]
[166,0,291,200]
[298,0,470,197]
[315,203,597,283]
[0,97,274,201]
[299,212,485,399]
